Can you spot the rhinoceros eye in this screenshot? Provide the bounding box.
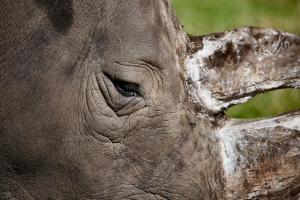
[114,80,139,97]
[98,71,146,115]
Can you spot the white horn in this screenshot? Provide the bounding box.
[185,27,300,113]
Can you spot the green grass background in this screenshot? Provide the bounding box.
[171,0,300,118]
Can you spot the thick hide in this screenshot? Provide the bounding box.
[1,0,300,199]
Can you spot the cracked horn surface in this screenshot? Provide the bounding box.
[185,26,300,113]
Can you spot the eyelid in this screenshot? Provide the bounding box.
[114,80,139,97]
[103,72,140,96]
[103,72,139,85]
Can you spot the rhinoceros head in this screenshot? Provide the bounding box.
[1,0,300,199]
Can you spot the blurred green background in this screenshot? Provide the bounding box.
[171,0,300,118]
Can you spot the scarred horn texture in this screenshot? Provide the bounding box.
[185,27,300,114]
[219,111,300,199]
[183,26,300,198]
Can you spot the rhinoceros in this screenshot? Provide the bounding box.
[1,0,300,199]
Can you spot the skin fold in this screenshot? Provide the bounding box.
[1,0,300,199]
[0,0,223,199]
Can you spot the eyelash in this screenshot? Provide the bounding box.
[113,80,139,97]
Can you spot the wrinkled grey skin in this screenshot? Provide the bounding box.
[0,0,223,199]
[2,0,300,199]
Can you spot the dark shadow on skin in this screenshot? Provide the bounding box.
[35,0,74,33]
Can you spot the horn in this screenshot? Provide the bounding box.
[184,26,300,198]
[184,27,300,113]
